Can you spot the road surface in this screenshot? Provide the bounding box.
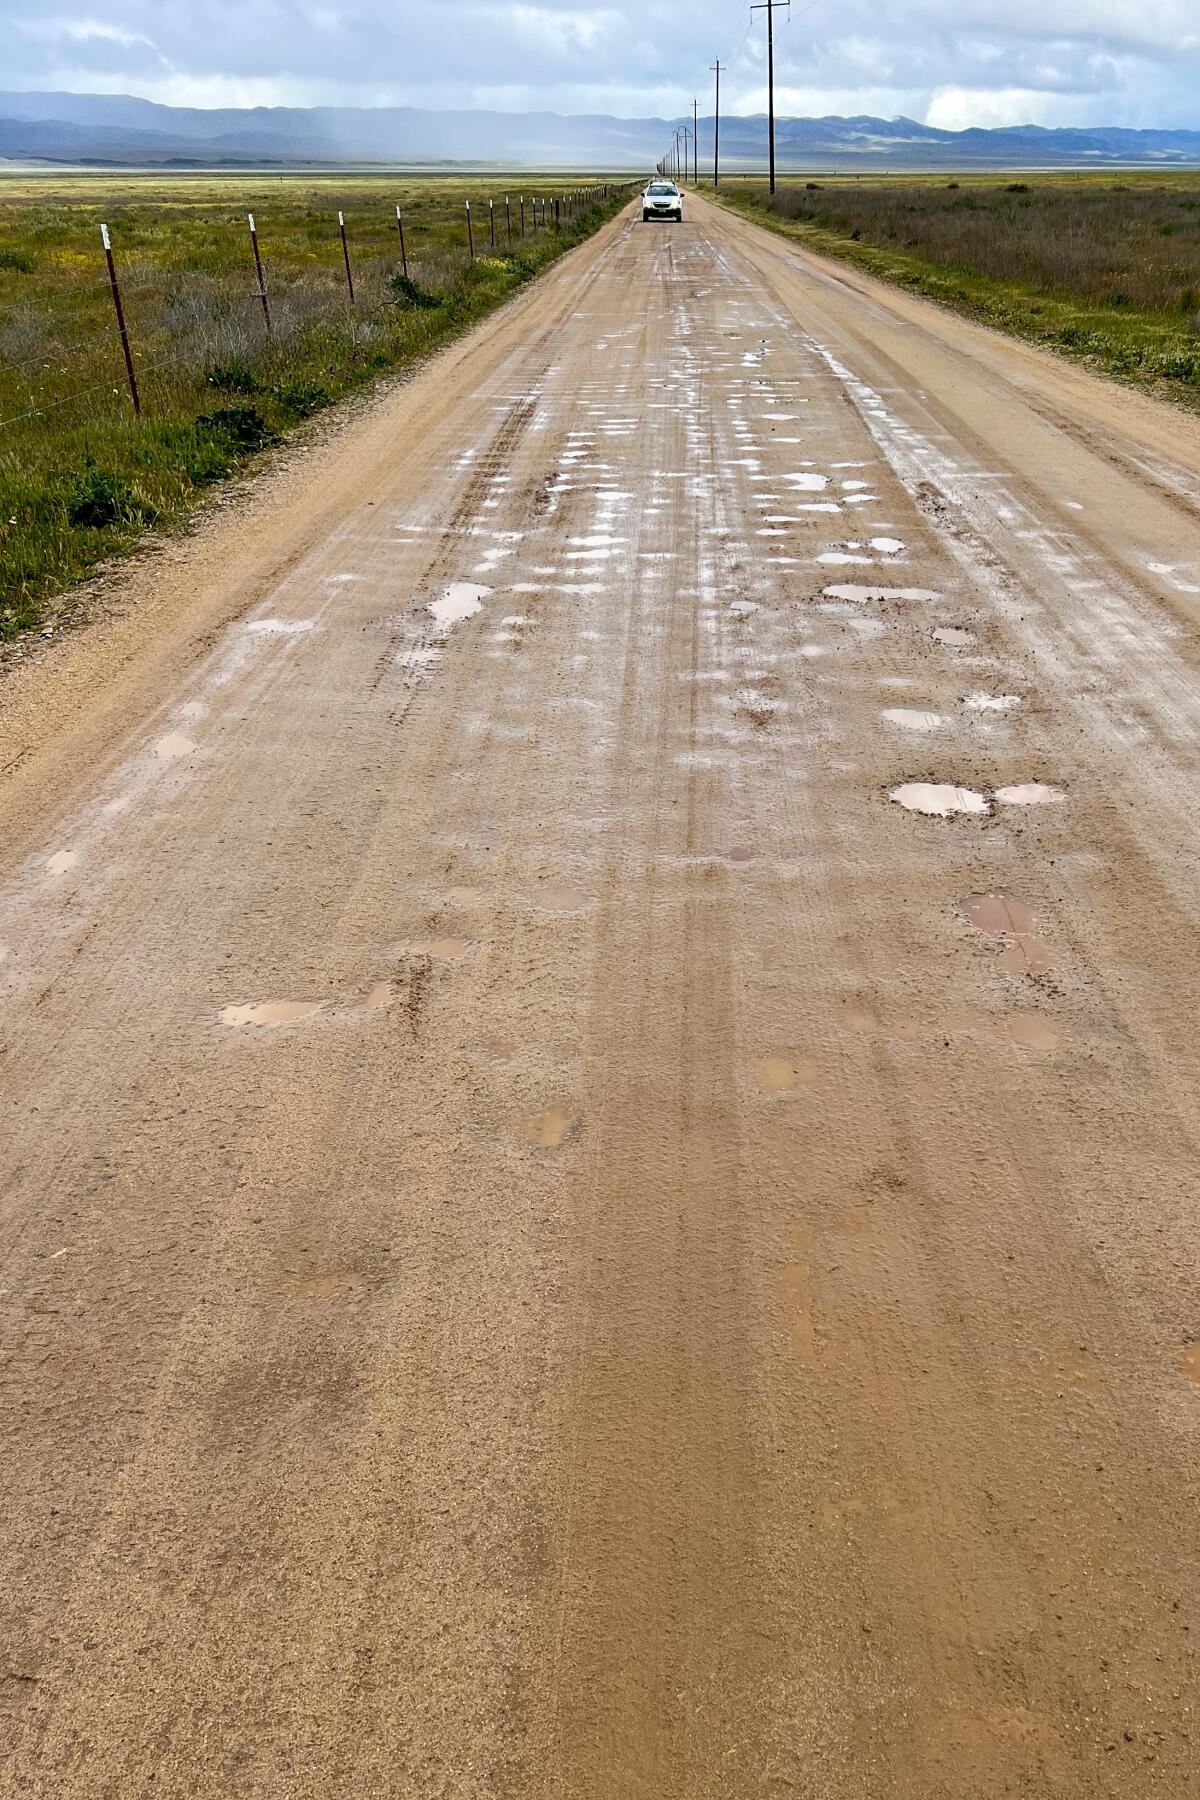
[2,193,1198,1797]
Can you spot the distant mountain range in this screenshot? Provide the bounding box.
[2,91,1199,171]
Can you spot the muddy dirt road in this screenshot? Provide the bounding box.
[2,194,1198,1797]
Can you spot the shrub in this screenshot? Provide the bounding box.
[194,404,279,452]
[388,271,441,309]
[65,457,151,529]
[272,377,332,417]
[205,360,260,394]
[0,248,36,274]
[1006,182,1030,194]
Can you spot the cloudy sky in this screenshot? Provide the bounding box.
[4,0,1200,129]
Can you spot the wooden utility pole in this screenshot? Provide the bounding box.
[711,60,722,187]
[100,223,140,418]
[693,97,699,185]
[751,0,790,195]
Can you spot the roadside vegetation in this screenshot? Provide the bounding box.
[0,174,627,637]
[719,173,1200,404]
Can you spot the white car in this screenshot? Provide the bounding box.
[642,180,683,223]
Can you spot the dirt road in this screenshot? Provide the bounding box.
[2,192,1198,1797]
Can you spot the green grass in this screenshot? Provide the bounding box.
[0,173,630,637]
[716,172,1200,406]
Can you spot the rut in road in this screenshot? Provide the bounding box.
[1,194,1198,1798]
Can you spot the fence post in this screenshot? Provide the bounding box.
[395,205,408,279]
[100,223,140,420]
[520,194,525,238]
[505,194,512,247]
[488,198,495,248]
[247,213,271,336]
[338,211,355,304]
[466,200,475,260]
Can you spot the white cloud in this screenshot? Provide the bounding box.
[0,0,1198,129]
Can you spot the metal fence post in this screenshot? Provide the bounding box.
[100,223,140,419]
[395,205,408,279]
[247,213,271,336]
[338,210,355,304]
[505,194,512,247]
[466,200,475,260]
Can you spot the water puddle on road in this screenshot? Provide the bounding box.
[890,783,990,818]
[281,1269,367,1299]
[964,692,1022,712]
[995,783,1065,806]
[429,582,491,630]
[154,733,196,759]
[220,1001,323,1028]
[528,886,589,913]
[1007,1016,1059,1051]
[395,938,472,961]
[997,937,1056,975]
[933,627,973,646]
[519,1105,576,1148]
[755,1054,819,1092]
[1179,1343,1200,1384]
[962,893,1038,936]
[870,537,906,554]
[46,850,79,875]
[882,708,945,732]
[823,583,938,604]
[245,618,316,636]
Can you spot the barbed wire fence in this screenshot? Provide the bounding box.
[0,182,637,439]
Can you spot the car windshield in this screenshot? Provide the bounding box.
[648,184,677,196]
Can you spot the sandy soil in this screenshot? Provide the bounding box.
[1,192,1198,1798]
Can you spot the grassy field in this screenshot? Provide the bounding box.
[0,173,629,638]
[719,172,1200,403]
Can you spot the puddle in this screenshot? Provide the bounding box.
[870,537,906,554]
[46,850,79,875]
[529,887,589,913]
[997,938,1056,975]
[995,783,1064,806]
[890,784,989,818]
[823,584,938,604]
[1179,1343,1200,1384]
[799,643,829,657]
[220,1001,323,1028]
[519,1105,575,1149]
[882,708,945,732]
[1007,1016,1059,1051]
[395,938,471,960]
[365,982,395,1010]
[964,692,1021,712]
[933,627,973,646]
[755,1054,818,1092]
[961,893,1038,937]
[818,552,871,566]
[781,473,829,490]
[179,702,208,720]
[429,582,491,630]
[154,733,196,760]
[246,618,316,635]
[281,1269,367,1299]
[729,600,758,616]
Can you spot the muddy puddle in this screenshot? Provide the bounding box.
[995,783,1065,806]
[755,1054,818,1092]
[964,692,1021,713]
[933,627,973,646]
[220,1001,323,1028]
[1007,1016,1059,1051]
[394,938,472,960]
[882,708,945,732]
[890,783,989,818]
[960,892,1055,975]
[154,733,196,760]
[46,850,79,875]
[519,1105,576,1148]
[429,582,491,630]
[824,583,938,605]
